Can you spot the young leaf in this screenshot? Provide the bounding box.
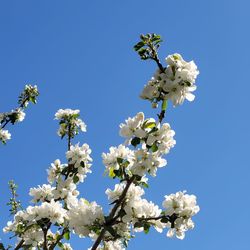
[73,175,79,183]
[109,167,116,178]
[151,143,158,152]
[131,137,140,147]
[63,231,70,240]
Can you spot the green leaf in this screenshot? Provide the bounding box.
[143,223,150,234]
[122,160,130,168]
[0,243,5,250]
[123,240,128,248]
[30,96,37,104]
[141,182,149,188]
[63,231,70,240]
[58,242,64,249]
[134,41,145,51]
[80,161,85,168]
[114,169,123,179]
[117,157,123,164]
[152,35,162,42]
[109,167,116,178]
[131,137,140,147]
[151,143,158,152]
[73,175,79,183]
[138,48,147,55]
[143,121,156,129]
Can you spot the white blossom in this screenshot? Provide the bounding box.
[55,109,80,120]
[103,240,125,250]
[47,159,66,184]
[4,200,67,235]
[66,143,92,168]
[102,144,134,172]
[124,198,163,232]
[119,112,145,138]
[106,183,144,203]
[140,78,160,101]
[52,178,78,201]
[146,123,176,154]
[141,53,199,106]
[0,129,11,143]
[67,199,104,237]
[31,200,67,224]
[129,149,167,177]
[15,108,26,122]
[55,108,87,137]
[29,184,55,203]
[22,227,44,247]
[162,191,200,239]
[66,143,92,182]
[166,54,199,84]
[0,113,5,122]
[62,243,73,250]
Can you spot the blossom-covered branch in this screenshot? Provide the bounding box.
[3,34,200,250]
[0,84,39,144]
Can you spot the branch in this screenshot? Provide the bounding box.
[138,215,165,222]
[90,228,106,250]
[108,176,135,220]
[14,240,24,250]
[49,228,68,250]
[157,99,167,124]
[91,176,136,250]
[148,43,164,73]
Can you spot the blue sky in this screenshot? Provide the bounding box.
[0,0,249,249]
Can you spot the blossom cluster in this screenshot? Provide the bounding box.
[3,109,98,249]
[18,84,39,108]
[92,240,125,250]
[0,108,26,144]
[66,143,93,182]
[0,84,39,144]
[3,200,67,247]
[105,183,199,241]
[163,191,200,239]
[106,183,163,232]
[67,199,104,237]
[3,36,200,250]
[140,53,199,107]
[0,129,11,144]
[102,112,175,179]
[55,109,86,138]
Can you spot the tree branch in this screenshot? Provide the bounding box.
[90,176,136,250]
[14,240,24,250]
[48,228,68,250]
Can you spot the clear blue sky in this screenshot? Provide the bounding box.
[0,1,249,249]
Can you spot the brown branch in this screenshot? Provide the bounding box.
[147,43,164,73]
[108,176,135,221]
[49,228,68,250]
[14,240,24,250]
[90,176,136,250]
[138,215,165,222]
[90,227,106,250]
[1,96,30,130]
